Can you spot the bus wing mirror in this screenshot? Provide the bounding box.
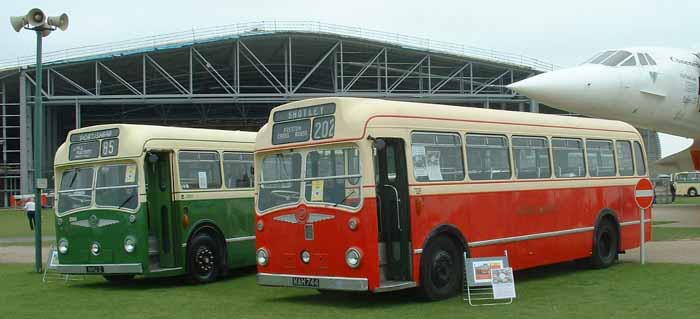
[374,139,387,151]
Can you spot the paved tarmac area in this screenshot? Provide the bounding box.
[0,245,51,264]
[652,204,700,227]
[619,240,700,265]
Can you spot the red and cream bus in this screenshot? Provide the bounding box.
[254,97,650,300]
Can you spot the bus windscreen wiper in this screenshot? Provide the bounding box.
[333,189,356,207]
[118,194,135,209]
[68,171,78,188]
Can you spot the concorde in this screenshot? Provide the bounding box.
[508,48,700,173]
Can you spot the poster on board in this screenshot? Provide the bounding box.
[491,267,516,299]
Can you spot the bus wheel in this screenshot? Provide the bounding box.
[103,275,134,283]
[418,236,463,301]
[591,220,618,269]
[187,233,221,284]
[689,188,697,197]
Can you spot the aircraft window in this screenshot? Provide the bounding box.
[644,53,656,65]
[602,51,632,66]
[589,50,615,64]
[637,53,648,65]
[620,56,636,66]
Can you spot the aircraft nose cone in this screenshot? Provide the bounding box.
[508,66,619,115]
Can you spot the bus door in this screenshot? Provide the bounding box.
[145,151,176,269]
[374,138,412,282]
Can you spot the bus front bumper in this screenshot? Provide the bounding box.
[257,273,368,291]
[56,263,143,275]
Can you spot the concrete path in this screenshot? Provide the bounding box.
[652,205,700,227]
[0,245,51,264]
[619,240,700,265]
[0,236,53,244]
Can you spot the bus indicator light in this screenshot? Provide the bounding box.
[182,214,190,229]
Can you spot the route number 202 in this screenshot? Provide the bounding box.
[312,116,335,140]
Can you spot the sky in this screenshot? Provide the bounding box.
[3,0,698,156]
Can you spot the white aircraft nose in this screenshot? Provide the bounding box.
[508,65,620,115]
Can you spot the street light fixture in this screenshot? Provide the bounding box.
[10,8,69,273]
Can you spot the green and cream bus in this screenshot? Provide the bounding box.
[673,171,700,196]
[53,124,256,283]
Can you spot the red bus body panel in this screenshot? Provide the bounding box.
[256,180,650,291]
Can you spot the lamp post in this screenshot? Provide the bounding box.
[10,8,69,273]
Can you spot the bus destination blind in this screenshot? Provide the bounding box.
[70,128,119,143]
[273,103,336,122]
[69,141,100,160]
[272,120,311,145]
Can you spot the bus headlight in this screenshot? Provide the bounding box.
[58,239,69,254]
[124,237,136,253]
[301,250,311,264]
[256,248,269,266]
[345,248,362,268]
[91,242,101,256]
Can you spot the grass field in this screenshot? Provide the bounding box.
[652,227,700,241]
[664,196,700,205]
[1,262,698,319]
[0,209,55,238]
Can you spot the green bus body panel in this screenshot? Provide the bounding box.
[55,196,256,277]
[55,207,149,266]
[175,196,257,268]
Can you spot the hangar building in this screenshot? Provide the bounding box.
[0,21,660,206]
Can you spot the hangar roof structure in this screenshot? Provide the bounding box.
[0,21,573,205]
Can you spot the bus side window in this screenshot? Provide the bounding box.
[615,141,634,176]
[411,132,464,182]
[465,134,511,180]
[633,141,647,176]
[586,139,616,177]
[552,138,586,178]
[512,136,551,179]
[178,151,223,190]
[676,173,687,182]
[223,152,254,188]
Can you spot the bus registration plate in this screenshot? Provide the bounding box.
[292,277,319,288]
[85,266,104,273]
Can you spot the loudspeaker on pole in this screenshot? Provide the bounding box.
[26,8,46,27]
[9,16,27,32]
[47,13,69,31]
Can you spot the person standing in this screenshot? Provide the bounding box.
[24,198,36,231]
[670,181,677,202]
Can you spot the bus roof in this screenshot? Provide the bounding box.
[55,124,256,166]
[256,97,640,151]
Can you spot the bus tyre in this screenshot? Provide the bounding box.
[418,236,464,301]
[187,233,221,284]
[103,275,134,283]
[591,220,618,269]
[689,188,697,197]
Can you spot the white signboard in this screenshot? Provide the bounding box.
[48,249,60,269]
[491,267,516,299]
[198,171,208,189]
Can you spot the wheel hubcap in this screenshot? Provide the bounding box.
[195,246,215,276]
[432,250,453,288]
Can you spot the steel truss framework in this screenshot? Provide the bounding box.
[1,31,557,205]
